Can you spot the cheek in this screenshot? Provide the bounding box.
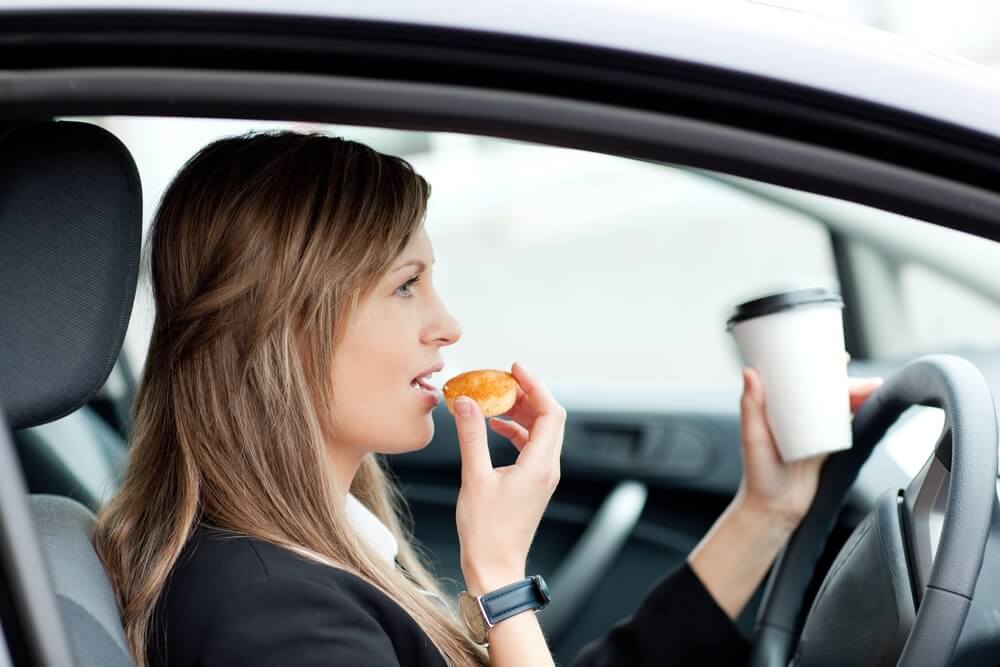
[334,310,404,401]
[329,319,435,454]
[331,381,436,455]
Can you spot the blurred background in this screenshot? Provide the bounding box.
[748,0,1000,67]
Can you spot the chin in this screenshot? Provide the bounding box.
[414,419,435,450]
[388,438,433,456]
[388,419,435,455]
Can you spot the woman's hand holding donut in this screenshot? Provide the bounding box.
[453,362,565,596]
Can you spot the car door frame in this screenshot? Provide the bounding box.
[4,9,1000,665]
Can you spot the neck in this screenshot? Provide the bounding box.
[325,443,365,502]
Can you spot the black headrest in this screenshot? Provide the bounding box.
[0,121,141,429]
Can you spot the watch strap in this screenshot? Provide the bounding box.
[479,575,550,626]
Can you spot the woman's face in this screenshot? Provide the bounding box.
[329,228,462,463]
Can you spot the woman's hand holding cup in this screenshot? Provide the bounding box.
[727,288,884,524]
[689,362,882,620]
[736,367,883,527]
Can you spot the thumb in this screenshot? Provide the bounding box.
[740,368,780,463]
[454,396,493,483]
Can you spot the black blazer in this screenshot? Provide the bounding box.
[150,526,748,666]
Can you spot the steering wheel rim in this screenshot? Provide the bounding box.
[749,354,998,666]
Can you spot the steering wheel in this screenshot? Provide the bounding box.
[749,355,999,666]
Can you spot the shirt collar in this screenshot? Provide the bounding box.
[286,495,449,610]
[345,493,399,564]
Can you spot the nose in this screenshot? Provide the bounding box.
[424,295,462,347]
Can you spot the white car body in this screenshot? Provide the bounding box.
[7,0,1000,138]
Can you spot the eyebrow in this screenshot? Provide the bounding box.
[391,258,434,274]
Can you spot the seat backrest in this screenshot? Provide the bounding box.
[30,495,132,667]
[0,120,142,666]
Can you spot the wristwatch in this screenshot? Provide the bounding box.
[457,575,551,645]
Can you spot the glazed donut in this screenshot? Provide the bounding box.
[443,370,519,417]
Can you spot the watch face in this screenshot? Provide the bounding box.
[457,592,488,644]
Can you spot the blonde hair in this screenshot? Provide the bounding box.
[93,131,487,666]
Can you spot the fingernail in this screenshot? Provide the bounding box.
[455,396,473,417]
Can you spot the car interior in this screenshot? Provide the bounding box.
[3,15,1000,663]
[3,118,768,666]
[1,113,998,667]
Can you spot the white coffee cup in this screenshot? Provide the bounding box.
[727,288,851,462]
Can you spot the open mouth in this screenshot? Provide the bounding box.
[410,362,443,399]
[410,377,438,395]
[410,368,442,401]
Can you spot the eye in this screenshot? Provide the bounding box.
[395,275,421,298]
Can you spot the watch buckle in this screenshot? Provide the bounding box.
[477,594,496,629]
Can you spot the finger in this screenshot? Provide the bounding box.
[805,452,830,469]
[848,377,883,393]
[453,396,493,483]
[509,363,566,464]
[515,409,565,462]
[740,368,781,464]
[499,385,536,430]
[848,377,883,413]
[489,417,530,450]
[510,362,560,415]
[502,385,526,413]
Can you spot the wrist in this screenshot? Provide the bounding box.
[461,558,525,597]
[731,492,800,541]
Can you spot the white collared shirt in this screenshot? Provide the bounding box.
[285,494,399,566]
[344,493,400,564]
[286,495,449,611]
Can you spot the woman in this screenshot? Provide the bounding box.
[93,131,879,666]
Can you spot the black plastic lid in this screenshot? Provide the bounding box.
[726,288,843,330]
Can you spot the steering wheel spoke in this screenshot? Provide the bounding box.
[902,429,951,600]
